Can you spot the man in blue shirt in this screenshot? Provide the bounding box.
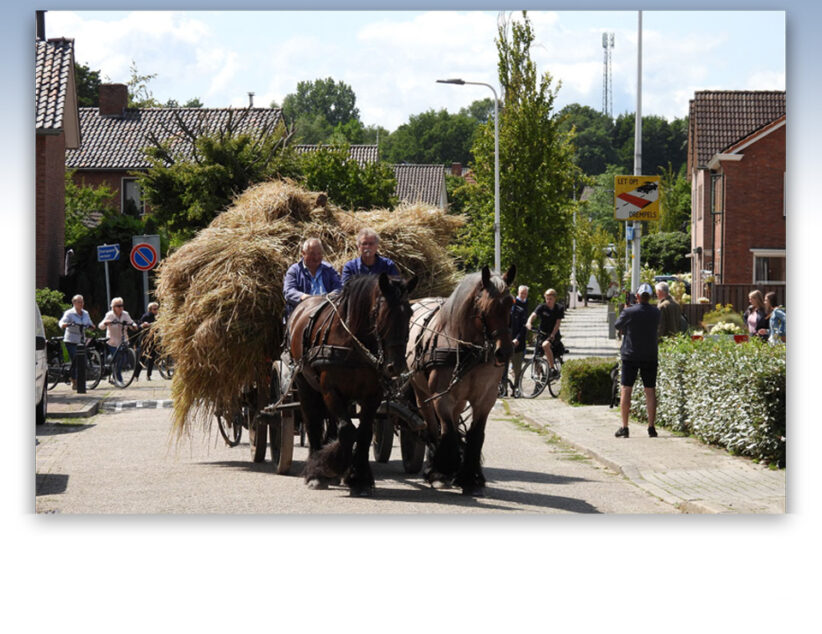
[614,282,660,438]
[283,238,342,319]
[341,227,400,285]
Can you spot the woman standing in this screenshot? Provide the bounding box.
[98,297,136,384]
[58,294,94,390]
[743,290,767,337]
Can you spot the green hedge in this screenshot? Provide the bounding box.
[560,357,618,405]
[42,315,62,340]
[629,335,786,466]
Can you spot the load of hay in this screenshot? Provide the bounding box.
[154,179,465,437]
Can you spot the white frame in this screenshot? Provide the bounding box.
[750,248,786,285]
[121,177,145,216]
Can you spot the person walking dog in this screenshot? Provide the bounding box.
[614,283,660,438]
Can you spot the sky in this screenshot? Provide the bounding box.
[45,9,785,130]
[5,1,822,630]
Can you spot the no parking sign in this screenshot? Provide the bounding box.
[130,242,158,271]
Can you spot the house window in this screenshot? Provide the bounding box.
[752,249,786,284]
[122,178,144,216]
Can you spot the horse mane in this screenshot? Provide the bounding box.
[336,275,380,336]
[438,270,507,339]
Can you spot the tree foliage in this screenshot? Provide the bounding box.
[282,77,361,144]
[381,109,478,165]
[298,144,397,210]
[453,12,579,298]
[64,170,117,247]
[74,62,101,107]
[640,231,691,273]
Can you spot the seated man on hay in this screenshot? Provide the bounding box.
[283,237,343,320]
[341,227,400,285]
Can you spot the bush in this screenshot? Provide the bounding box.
[42,315,62,339]
[560,357,618,405]
[36,287,69,318]
[629,335,785,466]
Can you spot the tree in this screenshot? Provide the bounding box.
[381,109,478,165]
[657,162,691,233]
[640,231,690,273]
[127,60,162,108]
[137,110,297,245]
[74,62,101,107]
[64,170,117,246]
[454,12,580,297]
[557,103,617,176]
[299,144,397,210]
[282,78,361,143]
[164,98,204,108]
[573,212,597,305]
[612,112,688,176]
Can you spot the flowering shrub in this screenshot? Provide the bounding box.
[628,335,785,466]
[702,303,745,332]
[710,321,746,335]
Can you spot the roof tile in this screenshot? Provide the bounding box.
[35,38,74,132]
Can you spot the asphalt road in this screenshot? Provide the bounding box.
[35,402,675,514]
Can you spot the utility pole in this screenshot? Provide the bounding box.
[631,11,643,293]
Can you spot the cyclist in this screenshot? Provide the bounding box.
[525,288,564,378]
[98,297,136,384]
[58,294,94,390]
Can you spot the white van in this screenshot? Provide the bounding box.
[35,302,48,425]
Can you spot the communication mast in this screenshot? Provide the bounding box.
[602,32,614,119]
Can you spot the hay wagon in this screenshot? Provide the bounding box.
[214,354,432,476]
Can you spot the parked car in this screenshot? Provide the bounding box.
[36,302,48,425]
[579,272,619,301]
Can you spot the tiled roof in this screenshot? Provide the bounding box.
[689,91,785,168]
[392,164,446,207]
[67,107,283,170]
[295,144,379,165]
[35,38,74,132]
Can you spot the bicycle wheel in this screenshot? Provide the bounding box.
[85,349,103,390]
[546,356,562,398]
[113,347,137,388]
[216,409,243,447]
[47,362,62,391]
[518,358,549,399]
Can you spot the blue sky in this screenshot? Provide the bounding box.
[44,10,784,129]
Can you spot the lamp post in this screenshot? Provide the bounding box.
[437,78,500,274]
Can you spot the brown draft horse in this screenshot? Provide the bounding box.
[407,265,516,496]
[287,273,417,496]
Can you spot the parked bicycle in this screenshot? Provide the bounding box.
[517,332,567,399]
[46,324,103,391]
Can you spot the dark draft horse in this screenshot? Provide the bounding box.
[287,273,416,496]
[407,265,515,496]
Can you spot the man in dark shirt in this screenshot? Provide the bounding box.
[341,227,400,285]
[614,283,660,438]
[525,288,564,377]
[501,285,529,396]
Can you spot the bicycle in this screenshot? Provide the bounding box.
[46,324,103,391]
[103,319,139,388]
[517,332,566,399]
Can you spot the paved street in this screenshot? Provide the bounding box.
[37,303,785,514]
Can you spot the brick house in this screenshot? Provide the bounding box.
[65,84,285,217]
[35,36,80,289]
[687,91,786,300]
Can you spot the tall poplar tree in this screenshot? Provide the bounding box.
[454,12,580,297]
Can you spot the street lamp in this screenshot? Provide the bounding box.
[437,78,500,274]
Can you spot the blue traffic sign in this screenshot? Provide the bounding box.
[97,244,120,262]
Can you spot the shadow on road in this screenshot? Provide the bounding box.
[36,423,95,437]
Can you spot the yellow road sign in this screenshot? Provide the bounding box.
[614,175,660,221]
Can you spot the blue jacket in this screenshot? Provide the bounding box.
[614,302,660,363]
[341,254,399,285]
[283,260,342,318]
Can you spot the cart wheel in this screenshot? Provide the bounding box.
[372,416,394,463]
[216,409,243,447]
[400,426,425,474]
[270,410,294,474]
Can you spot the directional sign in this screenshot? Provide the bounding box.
[614,175,660,221]
[130,242,158,271]
[96,244,120,262]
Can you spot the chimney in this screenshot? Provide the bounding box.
[248,92,255,107]
[36,10,46,40]
[99,83,129,116]
[451,162,463,176]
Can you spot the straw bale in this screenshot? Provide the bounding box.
[155,179,464,437]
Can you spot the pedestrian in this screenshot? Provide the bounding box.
[501,285,529,396]
[58,294,94,390]
[743,290,767,337]
[283,238,343,319]
[98,297,136,384]
[134,302,159,381]
[525,288,564,378]
[614,282,660,438]
[655,281,682,338]
[340,227,400,285]
[763,291,786,344]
